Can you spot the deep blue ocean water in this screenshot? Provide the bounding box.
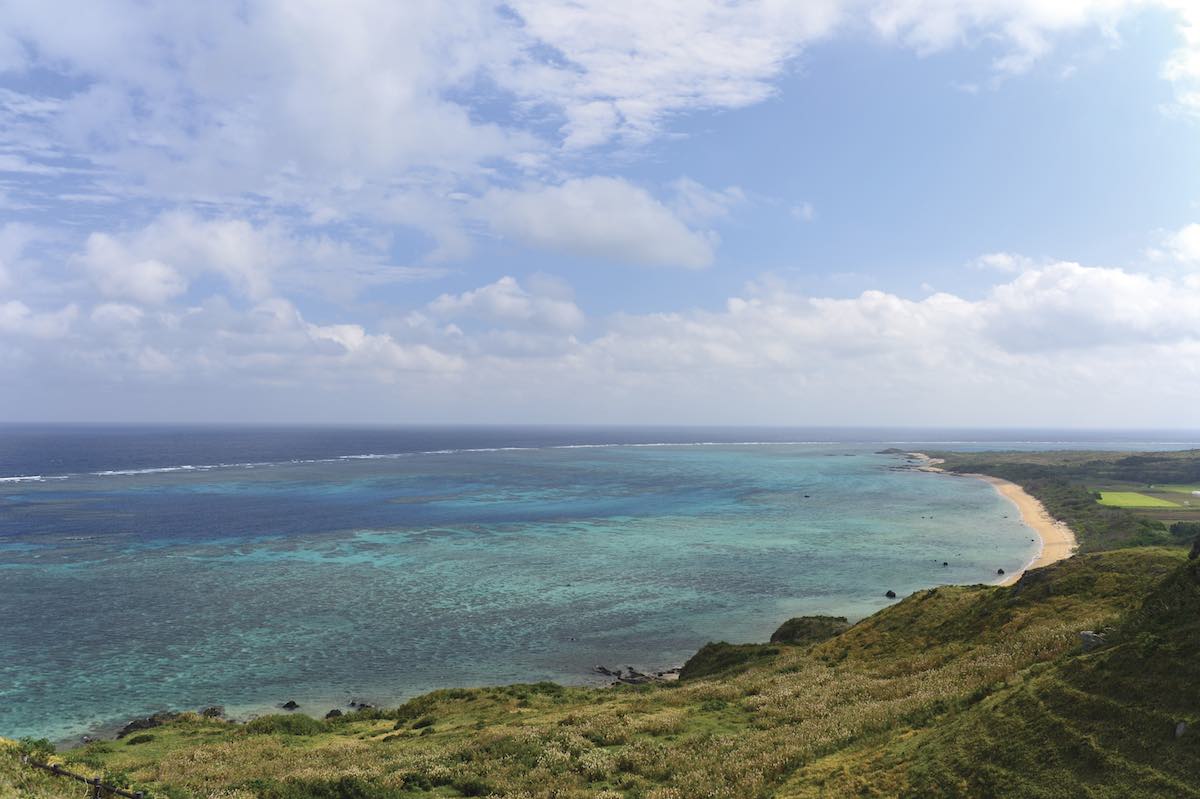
[2,425,1197,742]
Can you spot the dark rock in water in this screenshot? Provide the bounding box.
[593,665,620,677]
[117,711,180,738]
[281,700,300,710]
[997,568,1006,575]
[200,706,224,718]
[80,735,96,744]
[885,590,897,599]
[357,703,375,710]
[942,562,949,567]
[1079,630,1107,652]
[325,709,343,719]
[770,615,851,645]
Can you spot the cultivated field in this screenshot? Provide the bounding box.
[1097,491,1182,508]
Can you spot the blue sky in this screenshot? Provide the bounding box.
[1,1,1199,425]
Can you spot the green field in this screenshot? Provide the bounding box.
[1097,491,1182,508]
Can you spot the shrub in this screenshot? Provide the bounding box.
[17,737,55,759]
[1170,521,1200,541]
[453,777,492,796]
[243,714,327,736]
[245,776,403,798]
[769,615,850,645]
[678,642,780,680]
[391,694,439,723]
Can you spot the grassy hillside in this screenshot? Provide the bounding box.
[5,548,1195,798]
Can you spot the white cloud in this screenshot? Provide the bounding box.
[427,276,585,331]
[0,222,47,292]
[73,212,444,304]
[970,251,1037,272]
[475,177,717,267]
[1164,222,1200,262]
[0,300,78,339]
[2,2,1200,423]
[791,203,816,223]
[3,1,1189,213]
[80,233,188,305]
[505,0,845,146]
[90,302,144,327]
[670,178,746,226]
[4,257,1200,423]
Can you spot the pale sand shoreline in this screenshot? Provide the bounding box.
[907,453,1078,586]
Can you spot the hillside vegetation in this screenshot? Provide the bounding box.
[931,449,1200,551]
[5,547,1197,798]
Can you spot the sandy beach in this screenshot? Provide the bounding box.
[908,453,1078,585]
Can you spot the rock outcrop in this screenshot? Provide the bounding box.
[117,711,180,738]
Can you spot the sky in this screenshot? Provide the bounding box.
[1,0,1199,427]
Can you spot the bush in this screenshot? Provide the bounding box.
[391,694,439,723]
[769,615,850,645]
[245,776,403,798]
[17,737,55,759]
[243,714,327,736]
[453,777,492,796]
[1170,521,1200,541]
[678,642,780,680]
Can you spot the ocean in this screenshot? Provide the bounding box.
[2,425,1196,742]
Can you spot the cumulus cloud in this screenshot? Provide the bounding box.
[5,254,1200,424]
[475,177,717,267]
[0,222,47,292]
[71,212,443,305]
[0,300,77,339]
[80,233,188,305]
[1164,222,1200,263]
[427,276,585,331]
[970,252,1037,272]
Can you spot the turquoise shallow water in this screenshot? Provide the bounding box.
[1,439,1041,741]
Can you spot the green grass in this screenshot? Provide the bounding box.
[4,548,1195,798]
[1097,492,1182,508]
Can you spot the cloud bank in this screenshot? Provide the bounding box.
[1,1,1197,424]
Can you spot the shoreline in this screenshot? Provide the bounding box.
[908,453,1078,585]
[28,452,1075,746]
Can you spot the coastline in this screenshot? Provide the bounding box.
[907,453,1078,585]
